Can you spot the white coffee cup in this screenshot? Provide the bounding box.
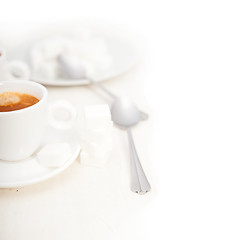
[0,80,76,161]
[0,48,30,81]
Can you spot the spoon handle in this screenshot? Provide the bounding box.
[88,78,117,99]
[126,128,151,194]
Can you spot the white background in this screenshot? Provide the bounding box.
[1,0,238,239]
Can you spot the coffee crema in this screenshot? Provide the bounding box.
[0,92,39,112]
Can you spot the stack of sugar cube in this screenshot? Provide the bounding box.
[80,104,114,167]
[30,35,113,81]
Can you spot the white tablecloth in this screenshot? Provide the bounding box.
[2,2,238,238]
[0,63,156,240]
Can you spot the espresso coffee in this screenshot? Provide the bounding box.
[0,92,39,112]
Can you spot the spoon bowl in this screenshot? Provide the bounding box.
[111,96,141,128]
[57,55,87,79]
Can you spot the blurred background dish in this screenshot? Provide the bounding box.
[6,23,138,86]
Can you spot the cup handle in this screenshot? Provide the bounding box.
[48,100,77,130]
[8,60,30,80]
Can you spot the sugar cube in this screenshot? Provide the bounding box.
[84,104,111,130]
[80,103,114,167]
[30,47,44,71]
[82,138,112,157]
[82,124,113,143]
[80,150,111,167]
[36,61,59,80]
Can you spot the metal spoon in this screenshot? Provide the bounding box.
[57,54,148,121]
[111,96,151,194]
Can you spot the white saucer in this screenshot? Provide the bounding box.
[7,26,138,86]
[0,126,81,188]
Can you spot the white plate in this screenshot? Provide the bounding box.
[0,126,81,188]
[7,27,138,86]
